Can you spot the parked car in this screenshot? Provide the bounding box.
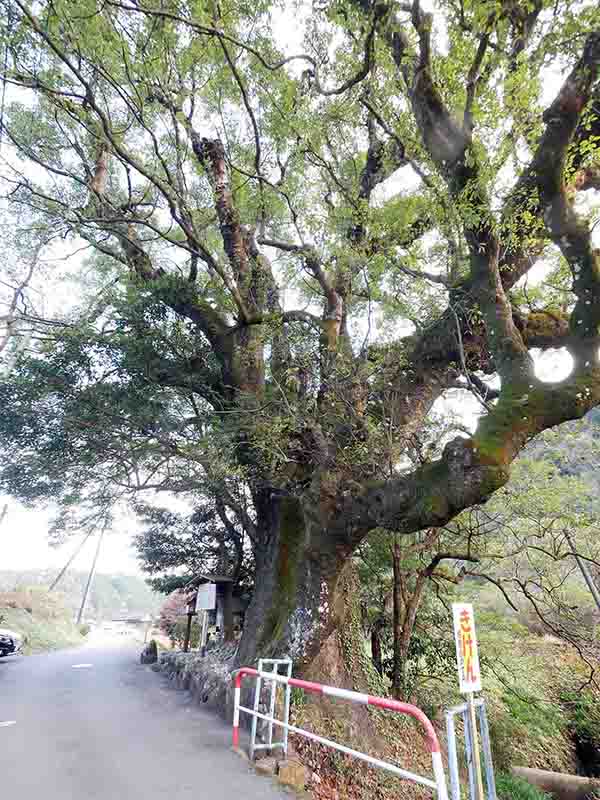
[0,628,23,657]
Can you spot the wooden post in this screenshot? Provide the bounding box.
[223,582,234,642]
[200,610,209,656]
[183,612,193,653]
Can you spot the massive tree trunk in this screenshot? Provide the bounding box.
[236,491,384,699]
[236,490,354,669]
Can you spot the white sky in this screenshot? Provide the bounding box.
[0,502,143,574]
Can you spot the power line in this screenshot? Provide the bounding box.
[48,530,95,592]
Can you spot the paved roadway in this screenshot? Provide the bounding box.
[0,633,287,799]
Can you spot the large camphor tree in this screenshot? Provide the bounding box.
[1,0,600,675]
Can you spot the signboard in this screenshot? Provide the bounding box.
[452,603,481,694]
[195,583,216,612]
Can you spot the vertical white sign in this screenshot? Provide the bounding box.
[452,603,481,694]
[195,583,216,611]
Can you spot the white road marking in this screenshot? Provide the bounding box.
[71,663,93,669]
[0,720,16,727]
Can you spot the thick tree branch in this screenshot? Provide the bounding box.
[404,4,471,186]
[339,367,600,548]
[528,32,600,367]
[423,551,479,578]
[463,34,490,132]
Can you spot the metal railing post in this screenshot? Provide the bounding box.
[233,671,241,748]
[432,750,450,800]
[463,708,477,800]
[267,660,277,751]
[282,659,292,757]
[444,698,496,800]
[249,662,263,761]
[478,704,497,800]
[446,710,461,800]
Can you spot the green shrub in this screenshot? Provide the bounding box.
[561,689,600,743]
[0,588,83,653]
[487,713,526,772]
[502,692,565,737]
[168,618,200,649]
[496,773,552,800]
[79,623,91,637]
[560,689,600,775]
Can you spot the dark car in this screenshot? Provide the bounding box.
[0,628,23,657]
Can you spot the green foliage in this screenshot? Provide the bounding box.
[134,500,253,598]
[495,773,551,800]
[381,602,456,700]
[1,0,600,723]
[502,692,565,739]
[79,623,91,637]
[560,688,600,775]
[170,618,201,650]
[0,587,83,654]
[561,689,600,744]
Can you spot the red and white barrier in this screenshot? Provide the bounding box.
[233,667,448,799]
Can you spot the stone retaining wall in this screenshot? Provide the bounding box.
[154,644,238,718]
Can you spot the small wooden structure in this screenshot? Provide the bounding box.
[183,573,236,651]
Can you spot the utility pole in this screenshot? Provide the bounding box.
[76,526,106,625]
[564,530,600,613]
[49,531,94,592]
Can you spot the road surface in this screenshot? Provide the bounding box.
[0,635,288,799]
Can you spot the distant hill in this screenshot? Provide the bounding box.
[527,407,600,487]
[0,570,160,622]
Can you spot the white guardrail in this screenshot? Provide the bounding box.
[233,666,449,799]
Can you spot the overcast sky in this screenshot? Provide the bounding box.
[0,503,143,574]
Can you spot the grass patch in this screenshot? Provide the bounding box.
[496,773,552,800]
[502,692,565,738]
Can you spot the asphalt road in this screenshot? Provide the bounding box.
[0,634,288,799]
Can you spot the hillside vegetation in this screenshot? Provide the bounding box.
[0,587,82,654]
[0,570,160,622]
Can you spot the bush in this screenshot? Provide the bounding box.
[560,689,600,776]
[79,623,91,637]
[170,618,200,649]
[496,773,551,800]
[502,692,565,738]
